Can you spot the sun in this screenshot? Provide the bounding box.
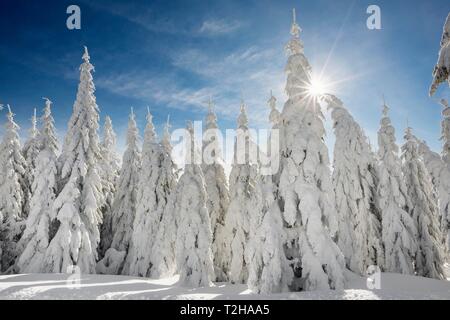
[307,78,326,97]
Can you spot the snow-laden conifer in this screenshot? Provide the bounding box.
[401,126,445,279]
[146,118,179,278]
[98,116,120,258]
[247,94,293,294]
[22,108,40,219]
[276,9,345,290]
[97,109,141,274]
[125,110,177,277]
[418,140,449,248]
[377,102,417,274]
[44,47,104,273]
[0,105,26,272]
[440,99,450,250]
[222,102,262,284]
[325,95,383,275]
[202,99,230,281]
[174,121,214,287]
[17,98,58,273]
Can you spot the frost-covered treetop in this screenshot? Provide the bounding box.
[102,116,117,150]
[82,46,90,63]
[206,98,218,130]
[28,108,38,140]
[403,126,417,157]
[268,91,280,126]
[185,120,201,170]
[41,98,58,153]
[60,46,101,180]
[285,8,304,55]
[237,101,248,129]
[161,115,172,153]
[378,102,399,159]
[125,109,139,151]
[5,105,20,142]
[441,99,450,164]
[382,102,389,117]
[186,120,195,145]
[144,107,157,143]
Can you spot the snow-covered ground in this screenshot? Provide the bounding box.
[0,270,449,300]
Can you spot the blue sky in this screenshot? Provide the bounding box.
[0,0,449,157]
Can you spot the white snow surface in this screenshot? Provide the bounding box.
[0,271,448,300]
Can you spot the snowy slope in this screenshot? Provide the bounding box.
[0,271,449,300]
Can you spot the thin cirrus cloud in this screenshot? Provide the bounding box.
[83,1,242,38]
[198,19,242,36]
[169,45,286,122]
[94,44,286,128]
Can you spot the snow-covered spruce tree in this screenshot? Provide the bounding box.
[222,102,262,284]
[401,126,445,279]
[0,105,27,272]
[276,9,345,291]
[174,121,214,287]
[202,100,230,282]
[377,103,417,274]
[247,178,293,294]
[98,116,120,258]
[146,118,179,278]
[247,94,293,294]
[17,98,59,273]
[22,108,40,219]
[121,109,159,276]
[418,139,449,247]
[125,110,177,277]
[439,99,450,252]
[97,109,141,275]
[44,47,104,273]
[325,95,383,275]
[430,13,450,96]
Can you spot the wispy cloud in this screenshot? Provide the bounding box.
[170,45,286,124]
[94,44,286,127]
[83,1,242,38]
[199,19,242,36]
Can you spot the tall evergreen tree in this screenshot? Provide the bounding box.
[125,110,177,277]
[418,140,449,249]
[222,102,262,284]
[122,109,159,276]
[44,47,104,273]
[247,93,293,294]
[0,105,27,272]
[98,116,120,258]
[377,102,417,274]
[440,99,450,251]
[174,121,214,287]
[147,118,179,278]
[22,108,40,219]
[276,9,345,290]
[97,109,141,274]
[326,95,383,275]
[202,99,230,281]
[401,126,445,279]
[17,98,59,273]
